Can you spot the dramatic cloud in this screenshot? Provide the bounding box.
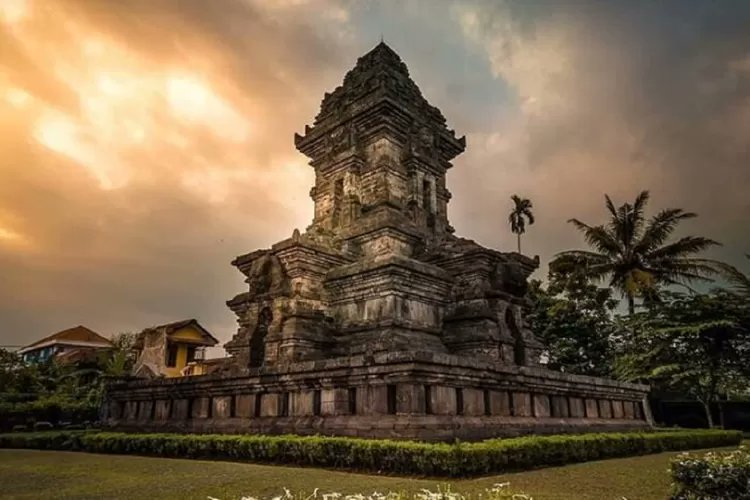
[1,0,748,350]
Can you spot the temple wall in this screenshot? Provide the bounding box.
[104,352,651,441]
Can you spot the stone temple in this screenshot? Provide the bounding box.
[103,43,651,440]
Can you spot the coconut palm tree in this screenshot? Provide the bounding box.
[551,191,721,315]
[719,254,750,299]
[509,195,534,254]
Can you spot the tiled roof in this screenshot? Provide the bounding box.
[20,325,112,353]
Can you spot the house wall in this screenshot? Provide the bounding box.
[162,327,206,378]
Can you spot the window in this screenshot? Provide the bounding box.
[166,344,178,367]
[186,346,196,363]
[484,390,491,416]
[456,388,464,415]
[229,396,236,418]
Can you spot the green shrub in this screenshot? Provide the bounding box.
[0,429,741,477]
[671,446,750,499]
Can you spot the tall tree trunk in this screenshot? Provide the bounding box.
[517,233,521,254]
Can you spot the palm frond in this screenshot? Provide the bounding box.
[714,259,750,297]
[635,209,697,254]
[647,236,720,260]
[568,219,622,256]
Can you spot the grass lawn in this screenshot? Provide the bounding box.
[0,443,743,500]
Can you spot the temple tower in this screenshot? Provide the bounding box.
[105,43,652,441]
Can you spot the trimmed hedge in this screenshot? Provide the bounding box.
[0,429,741,477]
[671,446,750,500]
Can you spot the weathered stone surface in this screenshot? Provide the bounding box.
[235,394,255,418]
[599,399,613,419]
[154,400,171,420]
[172,399,189,419]
[212,396,232,419]
[634,401,644,420]
[585,398,599,418]
[260,393,279,417]
[462,388,485,416]
[612,400,625,419]
[623,400,635,419]
[512,392,532,417]
[551,396,569,418]
[138,401,153,420]
[428,385,457,415]
[569,397,585,418]
[533,394,551,417]
[322,388,350,416]
[192,397,210,419]
[292,391,315,416]
[490,391,511,416]
[396,384,426,414]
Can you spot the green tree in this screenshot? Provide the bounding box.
[614,290,750,428]
[720,254,750,299]
[552,191,721,315]
[527,268,618,377]
[508,195,534,254]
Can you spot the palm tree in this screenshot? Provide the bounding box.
[719,254,750,298]
[551,190,721,315]
[509,195,534,254]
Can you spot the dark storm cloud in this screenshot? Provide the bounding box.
[450,0,750,272]
[1,0,748,350]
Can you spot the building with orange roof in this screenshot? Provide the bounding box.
[18,325,113,364]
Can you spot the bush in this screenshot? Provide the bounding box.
[671,446,750,499]
[0,395,99,431]
[0,429,741,478]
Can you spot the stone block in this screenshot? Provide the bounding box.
[396,384,426,414]
[154,400,171,420]
[585,398,599,418]
[292,391,315,416]
[172,399,189,419]
[623,400,635,419]
[612,400,625,419]
[192,397,210,419]
[213,396,232,418]
[125,401,138,420]
[533,394,551,417]
[260,393,279,417]
[235,394,255,418]
[551,396,569,418]
[360,385,389,415]
[490,391,511,416]
[428,385,456,415]
[569,397,585,418]
[634,401,644,420]
[512,392,532,417]
[462,388,484,416]
[321,388,349,416]
[598,399,613,418]
[138,401,153,420]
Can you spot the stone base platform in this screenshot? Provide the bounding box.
[103,351,652,441]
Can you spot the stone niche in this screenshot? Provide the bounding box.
[104,42,651,441]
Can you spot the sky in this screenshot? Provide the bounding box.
[1,0,749,350]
